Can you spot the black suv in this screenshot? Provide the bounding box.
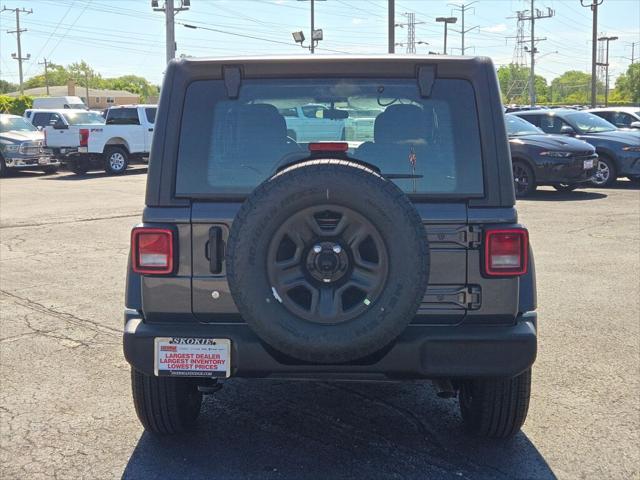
[124,56,537,439]
[513,109,640,186]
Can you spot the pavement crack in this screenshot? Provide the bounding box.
[0,213,140,230]
[0,289,121,337]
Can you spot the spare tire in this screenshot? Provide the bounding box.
[226,160,429,363]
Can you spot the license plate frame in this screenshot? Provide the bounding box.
[583,159,594,170]
[154,337,231,378]
[38,157,50,165]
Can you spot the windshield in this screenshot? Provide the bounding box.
[0,116,37,133]
[63,111,105,125]
[176,78,484,197]
[566,112,616,133]
[67,103,87,109]
[505,115,543,136]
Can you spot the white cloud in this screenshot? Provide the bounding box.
[352,18,365,25]
[482,24,507,33]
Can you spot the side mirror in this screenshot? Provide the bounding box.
[560,125,575,136]
[630,121,640,129]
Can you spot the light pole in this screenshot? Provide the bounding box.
[296,0,325,54]
[436,17,457,55]
[152,0,190,65]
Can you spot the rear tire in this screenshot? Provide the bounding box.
[512,161,536,197]
[459,369,532,438]
[104,146,129,175]
[130,368,203,435]
[42,165,59,175]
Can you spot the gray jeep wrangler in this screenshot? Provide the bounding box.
[123,56,537,439]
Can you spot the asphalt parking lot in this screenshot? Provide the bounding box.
[1,168,638,480]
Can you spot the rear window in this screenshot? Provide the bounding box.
[106,108,140,125]
[63,111,104,125]
[176,78,484,197]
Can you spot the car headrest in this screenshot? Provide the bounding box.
[235,104,287,143]
[374,104,428,144]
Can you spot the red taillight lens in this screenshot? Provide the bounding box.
[79,128,89,147]
[308,142,349,153]
[131,228,174,274]
[484,228,528,276]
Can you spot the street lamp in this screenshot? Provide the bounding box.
[436,16,457,55]
[296,0,326,53]
[292,31,305,44]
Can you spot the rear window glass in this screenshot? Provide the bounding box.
[176,78,484,196]
[63,111,104,125]
[106,108,139,125]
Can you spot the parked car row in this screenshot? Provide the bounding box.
[509,109,640,193]
[1,104,157,177]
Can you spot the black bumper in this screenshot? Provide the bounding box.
[123,310,537,380]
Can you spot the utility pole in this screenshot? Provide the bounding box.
[38,58,51,95]
[436,17,457,55]
[152,0,190,65]
[388,0,395,53]
[449,2,478,55]
[521,2,554,106]
[597,35,618,106]
[2,6,33,95]
[295,0,325,54]
[581,0,604,107]
[84,70,90,108]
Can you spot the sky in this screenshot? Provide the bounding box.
[0,0,638,88]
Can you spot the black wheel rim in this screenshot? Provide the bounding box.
[513,164,530,195]
[267,205,389,325]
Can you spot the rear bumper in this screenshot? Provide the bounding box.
[123,310,537,380]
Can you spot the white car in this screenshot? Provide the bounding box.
[30,105,156,175]
[588,107,640,130]
[278,104,346,142]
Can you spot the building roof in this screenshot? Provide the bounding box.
[6,86,139,98]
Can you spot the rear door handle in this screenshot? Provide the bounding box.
[148,128,154,132]
[206,226,225,274]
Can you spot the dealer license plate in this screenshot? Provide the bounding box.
[154,337,231,378]
[38,157,49,165]
[583,159,594,169]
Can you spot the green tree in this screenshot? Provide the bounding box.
[0,95,32,115]
[497,64,548,104]
[548,70,606,105]
[24,63,71,89]
[99,75,159,101]
[0,80,18,94]
[612,63,640,104]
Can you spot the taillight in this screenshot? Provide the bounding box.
[484,228,528,276]
[131,227,174,274]
[308,142,349,153]
[79,128,89,147]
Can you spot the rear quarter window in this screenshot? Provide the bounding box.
[175,78,484,198]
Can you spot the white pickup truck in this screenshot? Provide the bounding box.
[35,105,157,175]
